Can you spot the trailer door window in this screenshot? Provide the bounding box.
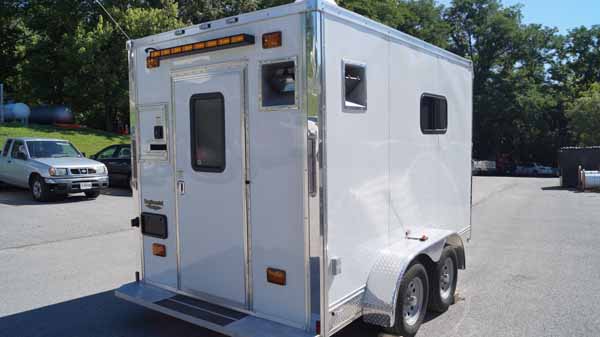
[420,94,447,134]
[343,61,367,111]
[190,93,226,172]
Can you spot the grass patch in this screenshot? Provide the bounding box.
[0,123,129,156]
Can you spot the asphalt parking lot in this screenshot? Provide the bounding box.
[1,177,599,337]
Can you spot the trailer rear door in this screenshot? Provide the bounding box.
[173,66,248,307]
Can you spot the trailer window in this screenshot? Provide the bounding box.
[420,94,447,134]
[343,61,367,111]
[261,60,296,108]
[190,93,226,172]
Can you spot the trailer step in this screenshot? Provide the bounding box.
[115,282,313,337]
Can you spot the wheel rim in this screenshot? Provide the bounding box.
[32,181,42,199]
[403,277,424,326]
[440,257,455,300]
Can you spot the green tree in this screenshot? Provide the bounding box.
[69,1,185,130]
[566,83,600,146]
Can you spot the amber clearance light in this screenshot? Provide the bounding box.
[146,34,255,69]
[262,31,282,49]
[152,243,166,257]
[266,267,286,286]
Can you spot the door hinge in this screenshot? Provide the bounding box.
[131,217,140,227]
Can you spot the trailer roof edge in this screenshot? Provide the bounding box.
[131,0,472,70]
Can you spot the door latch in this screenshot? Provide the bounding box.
[177,180,185,195]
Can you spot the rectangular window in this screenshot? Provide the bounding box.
[261,59,296,108]
[2,140,13,157]
[343,61,367,111]
[11,140,24,158]
[190,92,226,172]
[420,94,448,134]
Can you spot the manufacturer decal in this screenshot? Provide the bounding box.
[144,199,164,210]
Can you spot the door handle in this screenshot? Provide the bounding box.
[307,134,318,197]
[177,180,185,195]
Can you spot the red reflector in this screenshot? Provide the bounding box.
[316,320,321,334]
[152,243,166,257]
[262,31,282,49]
[266,267,286,286]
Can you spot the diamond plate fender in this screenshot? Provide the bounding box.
[362,229,465,327]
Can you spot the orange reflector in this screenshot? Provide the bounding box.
[160,49,171,56]
[266,267,286,286]
[206,39,218,48]
[146,57,160,68]
[263,31,282,49]
[193,42,205,50]
[152,243,166,257]
[150,51,160,58]
[171,46,182,54]
[182,44,193,52]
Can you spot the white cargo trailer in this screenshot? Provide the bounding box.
[116,1,473,336]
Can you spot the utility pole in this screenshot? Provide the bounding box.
[0,83,4,124]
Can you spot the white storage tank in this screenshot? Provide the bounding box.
[1,103,31,121]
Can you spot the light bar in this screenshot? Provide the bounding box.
[146,34,255,69]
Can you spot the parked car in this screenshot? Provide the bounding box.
[0,138,109,201]
[472,160,497,176]
[515,163,555,176]
[90,144,131,187]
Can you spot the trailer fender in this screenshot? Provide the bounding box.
[362,230,465,327]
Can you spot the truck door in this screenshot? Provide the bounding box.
[0,139,13,181]
[173,67,248,307]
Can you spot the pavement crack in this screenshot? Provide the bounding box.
[0,228,136,252]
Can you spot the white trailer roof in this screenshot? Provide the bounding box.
[129,0,472,70]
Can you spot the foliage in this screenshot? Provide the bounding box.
[1,0,599,165]
[0,123,129,156]
[566,83,600,146]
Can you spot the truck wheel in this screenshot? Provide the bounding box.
[85,190,101,199]
[30,175,51,202]
[429,247,458,313]
[385,263,429,337]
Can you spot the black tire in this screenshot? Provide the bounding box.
[429,247,458,313]
[385,263,429,337]
[84,190,101,199]
[30,175,52,202]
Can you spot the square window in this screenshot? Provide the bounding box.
[261,60,296,108]
[343,61,367,111]
[420,94,448,134]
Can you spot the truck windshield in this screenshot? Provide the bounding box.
[27,141,81,158]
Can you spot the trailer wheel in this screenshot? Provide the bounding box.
[429,247,458,313]
[385,263,429,337]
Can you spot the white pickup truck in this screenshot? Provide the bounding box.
[0,137,109,201]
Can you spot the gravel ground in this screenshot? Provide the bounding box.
[1,177,599,337]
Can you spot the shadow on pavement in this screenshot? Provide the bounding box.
[0,290,224,337]
[101,188,132,197]
[540,186,598,194]
[0,186,131,206]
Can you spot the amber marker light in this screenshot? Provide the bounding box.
[152,243,166,257]
[262,31,282,49]
[266,267,286,286]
